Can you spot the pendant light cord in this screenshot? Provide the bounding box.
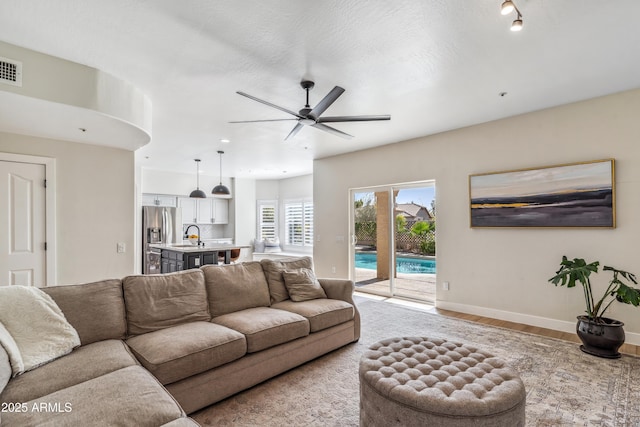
[218,150,224,184]
[196,161,201,189]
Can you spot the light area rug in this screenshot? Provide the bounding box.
[192,296,640,426]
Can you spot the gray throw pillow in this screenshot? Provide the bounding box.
[282,268,327,302]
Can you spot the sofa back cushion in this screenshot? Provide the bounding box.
[202,262,271,316]
[42,279,126,345]
[260,257,314,304]
[123,269,210,336]
[0,342,10,395]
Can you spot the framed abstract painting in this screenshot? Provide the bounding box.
[469,159,615,228]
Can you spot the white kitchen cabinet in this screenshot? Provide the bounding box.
[212,199,229,224]
[178,198,198,224]
[142,194,177,207]
[177,197,228,225]
[197,199,214,224]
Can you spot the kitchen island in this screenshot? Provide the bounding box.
[150,243,250,273]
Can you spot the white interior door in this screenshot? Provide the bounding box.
[0,160,46,287]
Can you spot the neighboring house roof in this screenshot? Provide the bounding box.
[395,203,432,220]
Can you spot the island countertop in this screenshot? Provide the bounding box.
[149,243,251,253]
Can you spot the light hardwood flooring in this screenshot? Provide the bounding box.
[435,307,640,357]
[356,292,640,356]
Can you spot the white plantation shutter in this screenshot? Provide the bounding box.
[257,201,277,241]
[304,202,313,246]
[285,203,303,245]
[285,200,313,247]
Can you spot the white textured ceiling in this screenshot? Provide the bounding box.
[1,1,640,179]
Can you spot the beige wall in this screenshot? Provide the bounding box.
[141,168,232,196]
[314,88,640,341]
[0,40,151,148]
[233,178,257,248]
[0,132,135,284]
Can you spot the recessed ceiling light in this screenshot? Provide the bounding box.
[220,139,230,143]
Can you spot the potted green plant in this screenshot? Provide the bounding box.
[549,256,640,358]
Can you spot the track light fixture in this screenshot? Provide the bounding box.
[511,15,523,31]
[500,0,523,31]
[500,0,515,15]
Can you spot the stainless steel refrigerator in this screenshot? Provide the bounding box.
[142,206,182,274]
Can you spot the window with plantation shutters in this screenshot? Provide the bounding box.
[285,200,313,247]
[257,201,277,241]
[303,202,313,246]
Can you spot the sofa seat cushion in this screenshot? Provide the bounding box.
[160,417,202,427]
[126,321,246,385]
[212,307,310,353]
[0,339,137,404]
[0,365,185,427]
[272,299,355,333]
[202,262,271,316]
[123,269,211,336]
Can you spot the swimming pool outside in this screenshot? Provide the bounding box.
[355,252,436,274]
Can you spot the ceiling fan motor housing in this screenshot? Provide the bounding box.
[300,80,315,90]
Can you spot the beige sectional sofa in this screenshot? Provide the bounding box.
[0,257,360,426]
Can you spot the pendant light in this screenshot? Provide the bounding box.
[212,150,231,196]
[189,159,206,198]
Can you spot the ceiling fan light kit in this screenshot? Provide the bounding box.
[500,0,524,31]
[212,150,231,196]
[189,159,207,198]
[231,79,390,140]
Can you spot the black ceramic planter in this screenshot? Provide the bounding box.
[576,315,625,359]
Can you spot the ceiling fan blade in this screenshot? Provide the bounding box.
[236,91,302,118]
[308,86,345,119]
[229,118,298,123]
[317,115,391,123]
[311,123,354,139]
[284,122,304,140]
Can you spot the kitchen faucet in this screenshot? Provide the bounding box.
[184,224,203,246]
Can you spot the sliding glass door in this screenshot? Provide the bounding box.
[350,182,436,302]
[351,188,393,297]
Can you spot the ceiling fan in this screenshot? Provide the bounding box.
[230,80,390,140]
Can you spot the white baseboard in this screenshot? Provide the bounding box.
[435,300,640,347]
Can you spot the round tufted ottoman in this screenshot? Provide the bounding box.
[359,337,526,427]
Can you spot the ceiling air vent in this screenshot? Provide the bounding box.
[0,57,23,87]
